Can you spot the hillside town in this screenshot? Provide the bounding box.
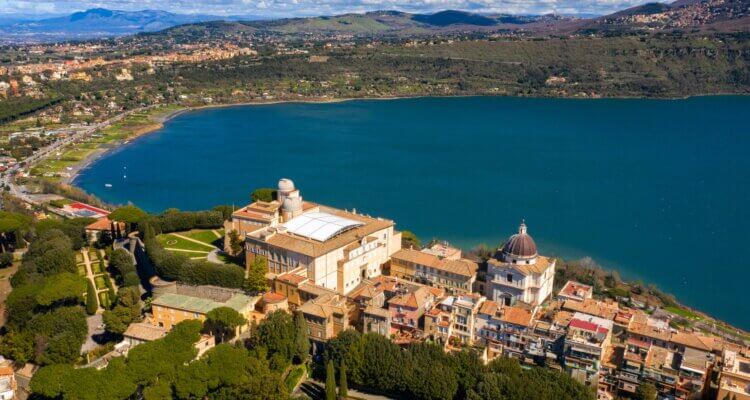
[7,178,737,400]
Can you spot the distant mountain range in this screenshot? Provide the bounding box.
[0,8,261,42]
[1,1,748,43]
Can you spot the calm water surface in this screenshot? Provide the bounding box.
[74,96,750,329]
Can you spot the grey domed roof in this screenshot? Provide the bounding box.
[501,222,537,259]
[278,178,295,192]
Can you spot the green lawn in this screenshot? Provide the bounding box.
[75,253,84,264]
[94,275,107,290]
[156,233,216,252]
[664,306,701,320]
[183,229,222,247]
[77,264,87,276]
[88,250,100,262]
[91,261,103,274]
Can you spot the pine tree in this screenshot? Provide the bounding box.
[325,360,337,400]
[85,280,98,315]
[293,310,310,363]
[338,362,348,399]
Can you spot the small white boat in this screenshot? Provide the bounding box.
[105,183,113,188]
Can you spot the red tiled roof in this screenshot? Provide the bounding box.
[263,292,287,303]
[277,273,307,285]
[570,318,599,332]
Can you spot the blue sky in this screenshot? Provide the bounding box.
[0,0,654,18]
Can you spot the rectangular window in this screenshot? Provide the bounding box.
[507,274,513,282]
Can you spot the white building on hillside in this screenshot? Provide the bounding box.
[485,222,555,306]
[243,179,402,295]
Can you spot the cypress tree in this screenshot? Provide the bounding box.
[85,280,98,315]
[325,360,337,400]
[293,310,310,363]
[339,362,348,399]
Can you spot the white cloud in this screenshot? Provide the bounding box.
[0,0,657,18]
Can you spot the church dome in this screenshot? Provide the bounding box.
[278,178,295,192]
[501,221,537,259]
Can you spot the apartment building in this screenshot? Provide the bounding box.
[716,349,750,400]
[390,248,478,295]
[423,293,485,347]
[563,312,614,386]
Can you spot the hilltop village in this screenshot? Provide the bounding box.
[0,177,749,400]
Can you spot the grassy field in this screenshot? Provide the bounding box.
[156,234,215,252]
[664,305,701,320]
[182,229,223,247]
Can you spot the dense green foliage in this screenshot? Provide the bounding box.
[244,255,269,293]
[0,96,62,123]
[324,330,594,400]
[142,223,244,288]
[0,211,32,251]
[250,188,277,203]
[35,217,96,250]
[0,226,91,366]
[326,360,337,400]
[635,382,658,400]
[85,279,98,315]
[11,229,77,286]
[204,306,246,343]
[141,208,225,234]
[102,286,142,334]
[108,248,140,287]
[401,230,421,249]
[30,315,291,399]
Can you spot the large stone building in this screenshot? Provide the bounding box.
[150,285,259,332]
[390,247,478,295]
[238,179,402,295]
[485,222,555,306]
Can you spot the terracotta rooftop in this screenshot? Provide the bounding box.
[558,280,593,300]
[500,306,533,327]
[86,217,124,231]
[628,322,670,341]
[262,292,287,304]
[563,298,618,320]
[276,273,308,285]
[388,286,434,309]
[124,322,167,342]
[488,255,555,276]
[299,294,348,319]
[392,248,478,278]
[670,331,715,352]
[479,299,500,316]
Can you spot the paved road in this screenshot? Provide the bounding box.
[1,105,158,208]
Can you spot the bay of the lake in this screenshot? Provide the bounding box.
[74,96,750,329]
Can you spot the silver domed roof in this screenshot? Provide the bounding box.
[501,221,537,259]
[278,178,295,192]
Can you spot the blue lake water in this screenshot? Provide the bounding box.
[74,96,750,329]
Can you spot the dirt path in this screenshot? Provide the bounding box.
[170,233,218,249]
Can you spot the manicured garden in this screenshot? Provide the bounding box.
[154,229,223,262]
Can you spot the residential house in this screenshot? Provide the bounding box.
[564,312,614,386]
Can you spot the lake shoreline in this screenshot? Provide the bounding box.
[64,96,745,332]
[63,92,750,186]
